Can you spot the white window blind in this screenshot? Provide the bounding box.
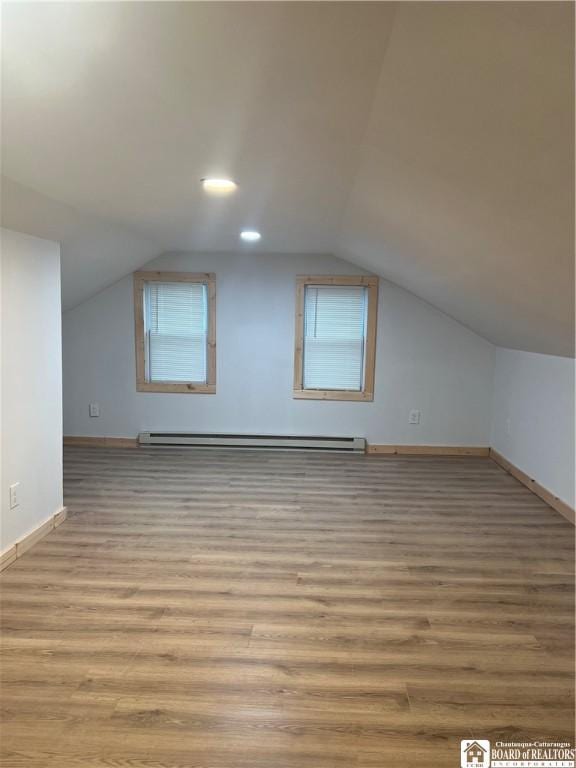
[144,281,208,383]
[303,285,367,391]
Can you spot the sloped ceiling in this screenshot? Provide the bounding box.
[1,177,162,309]
[1,2,573,353]
[340,2,574,357]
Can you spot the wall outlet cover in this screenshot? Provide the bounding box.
[9,482,20,509]
[409,409,421,425]
[89,403,100,417]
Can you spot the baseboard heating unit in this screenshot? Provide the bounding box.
[138,432,366,453]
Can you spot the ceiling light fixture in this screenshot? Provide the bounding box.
[201,178,237,194]
[240,230,261,242]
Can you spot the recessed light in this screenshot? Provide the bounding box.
[201,178,237,194]
[240,230,261,242]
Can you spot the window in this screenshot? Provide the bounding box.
[134,271,216,393]
[293,276,378,401]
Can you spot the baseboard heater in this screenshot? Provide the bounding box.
[138,432,366,453]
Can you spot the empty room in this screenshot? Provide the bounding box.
[0,2,574,767]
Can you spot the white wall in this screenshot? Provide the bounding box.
[63,251,494,446]
[491,347,575,507]
[1,229,63,553]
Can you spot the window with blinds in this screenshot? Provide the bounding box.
[134,271,216,394]
[303,285,367,391]
[293,276,378,401]
[144,282,208,383]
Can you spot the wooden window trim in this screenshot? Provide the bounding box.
[293,275,378,402]
[133,271,216,394]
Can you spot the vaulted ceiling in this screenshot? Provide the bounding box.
[2,2,573,355]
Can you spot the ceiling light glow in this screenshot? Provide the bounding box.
[240,230,261,242]
[201,178,237,193]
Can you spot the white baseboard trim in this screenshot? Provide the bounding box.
[0,507,68,572]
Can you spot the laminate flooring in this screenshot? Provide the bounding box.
[1,447,574,767]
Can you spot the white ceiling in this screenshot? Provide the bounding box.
[1,2,573,354]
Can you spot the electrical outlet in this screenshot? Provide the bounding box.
[89,402,100,418]
[408,409,421,425]
[9,483,20,509]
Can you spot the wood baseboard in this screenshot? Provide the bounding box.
[33,443,576,532]
[367,445,490,456]
[0,507,68,572]
[65,437,489,457]
[64,436,138,448]
[0,546,17,571]
[490,449,575,525]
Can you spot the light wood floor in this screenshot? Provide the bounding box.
[1,447,574,767]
